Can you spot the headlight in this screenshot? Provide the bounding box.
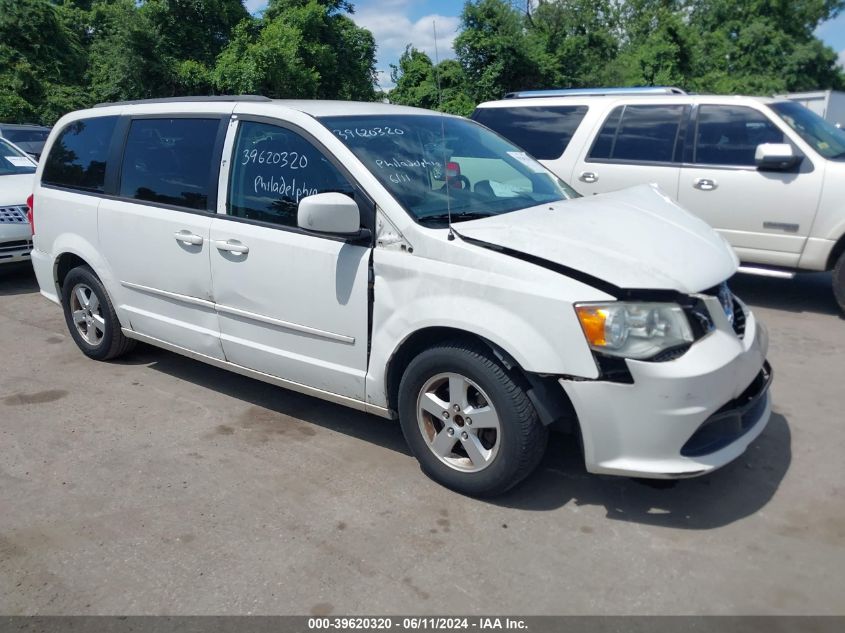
[575,302,694,360]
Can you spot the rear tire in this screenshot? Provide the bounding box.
[834,251,845,316]
[62,266,135,361]
[398,341,548,497]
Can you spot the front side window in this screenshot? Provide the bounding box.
[769,100,845,160]
[227,121,355,228]
[42,116,117,192]
[694,105,786,167]
[589,105,685,163]
[319,114,578,226]
[0,138,36,176]
[119,118,220,210]
[471,105,588,160]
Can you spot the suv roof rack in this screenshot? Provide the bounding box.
[94,95,273,108]
[503,87,687,99]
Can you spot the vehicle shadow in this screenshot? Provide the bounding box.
[0,262,38,296]
[129,345,790,529]
[124,345,413,456]
[493,412,791,529]
[730,271,840,317]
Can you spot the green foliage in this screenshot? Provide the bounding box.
[388,48,476,116]
[0,0,86,123]
[0,0,377,124]
[1,0,843,126]
[214,16,319,96]
[213,0,377,99]
[455,0,554,103]
[391,0,845,111]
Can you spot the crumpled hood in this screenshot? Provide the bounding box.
[457,184,738,294]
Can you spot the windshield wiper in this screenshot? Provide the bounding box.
[417,211,494,225]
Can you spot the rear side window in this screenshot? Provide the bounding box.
[119,118,221,210]
[589,105,686,163]
[472,106,588,160]
[42,116,118,192]
[694,105,786,167]
[227,120,354,228]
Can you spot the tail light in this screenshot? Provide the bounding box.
[26,193,34,235]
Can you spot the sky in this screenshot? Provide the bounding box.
[245,0,845,91]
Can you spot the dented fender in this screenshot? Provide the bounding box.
[364,240,609,409]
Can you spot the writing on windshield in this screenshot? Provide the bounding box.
[320,114,577,225]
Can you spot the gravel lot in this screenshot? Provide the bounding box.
[1,262,843,615]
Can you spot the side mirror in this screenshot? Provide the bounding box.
[298,192,362,237]
[755,143,801,171]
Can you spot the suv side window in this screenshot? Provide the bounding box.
[228,121,355,228]
[42,116,118,192]
[471,106,588,160]
[694,105,786,167]
[588,105,685,164]
[119,118,221,210]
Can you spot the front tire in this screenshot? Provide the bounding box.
[398,341,548,497]
[62,266,135,361]
[834,251,845,315]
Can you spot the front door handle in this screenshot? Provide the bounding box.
[579,171,599,184]
[693,178,718,191]
[214,239,249,255]
[174,230,204,246]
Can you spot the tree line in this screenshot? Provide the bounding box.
[0,0,378,124]
[391,0,845,115]
[1,0,843,125]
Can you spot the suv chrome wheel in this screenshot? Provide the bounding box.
[69,283,105,345]
[416,372,501,473]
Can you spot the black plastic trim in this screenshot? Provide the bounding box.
[681,362,772,457]
[94,95,271,108]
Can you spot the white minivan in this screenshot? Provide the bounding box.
[30,97,771,496]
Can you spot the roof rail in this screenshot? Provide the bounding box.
[503,87,687,99]
[93,95,273,108]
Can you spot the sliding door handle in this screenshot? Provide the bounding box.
[214,239,249,255]
[174,230,204,246]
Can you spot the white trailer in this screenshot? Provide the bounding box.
[781,90,845,127]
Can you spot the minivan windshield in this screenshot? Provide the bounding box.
[319,114,578,225]
[0,138,36,176]
[769,101,845,160]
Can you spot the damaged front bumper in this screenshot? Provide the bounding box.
[560,303,771,479]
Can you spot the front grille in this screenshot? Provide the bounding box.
[0,205,28,224]
[0,239,32,258]
[732,299,746,338]
[702,282,746,338]
[681,362,772,457]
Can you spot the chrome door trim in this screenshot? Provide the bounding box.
[120,280,216,310]
[120,281,355,344]
[214,303,355,344]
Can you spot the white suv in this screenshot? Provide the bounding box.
[473,88,845,312]
[30,97,770,496]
